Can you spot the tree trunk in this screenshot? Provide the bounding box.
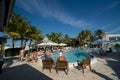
[1,41,5,55]
[12,37,14,48]
[21,38,24,49]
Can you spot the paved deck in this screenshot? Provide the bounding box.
[0,52,120,80]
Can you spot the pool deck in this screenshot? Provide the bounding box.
[0,52,120,80]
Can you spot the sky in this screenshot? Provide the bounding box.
[13,0,120,38]
[1,0,120,46]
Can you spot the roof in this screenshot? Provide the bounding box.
[0,0,15,32]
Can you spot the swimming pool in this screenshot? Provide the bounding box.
[50,48,91,63]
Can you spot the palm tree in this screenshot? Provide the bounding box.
[5,12,20,48]
[47,32,62,43]
[62,34,72,46]
[26,25,42,47]
[16,17,31,48]
[95,29,106,39]
[6,12,31,48]
[62,34,69,43]
[77,30,92,47]
[94,29,106,47]
[5,12,43,49]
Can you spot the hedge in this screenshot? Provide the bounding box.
[5,48,22,57]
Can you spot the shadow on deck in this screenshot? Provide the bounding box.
[0,64,53,80]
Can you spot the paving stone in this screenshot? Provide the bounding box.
[0,53,120,80]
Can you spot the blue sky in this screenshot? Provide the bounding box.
[13,0,120,38]
[1,0,120,46]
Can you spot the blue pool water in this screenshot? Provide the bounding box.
[50,48,91,62]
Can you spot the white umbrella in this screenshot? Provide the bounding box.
[51,42,59,46]
[91,41,99,45]
[37,43,47,46]
[59,43,67,46]
[37,41,58,46]
[37,36,59,46]
[43,36,53,43]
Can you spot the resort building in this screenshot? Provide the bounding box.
[103,34,120,41]
[102,34,120,49]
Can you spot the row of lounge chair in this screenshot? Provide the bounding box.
[42,60,69,75]
[42,59,91,74]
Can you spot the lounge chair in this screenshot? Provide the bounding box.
[77,59,91,73]
[56,60,69,75]
[42,59,53,73]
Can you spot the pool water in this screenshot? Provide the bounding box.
[50,48,91,62]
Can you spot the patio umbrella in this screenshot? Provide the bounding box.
[37,37,58,46]
[37,43,47,46]
[59,43,67,46]
[91,39,108,45]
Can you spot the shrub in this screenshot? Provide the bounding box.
[5,48,22,57]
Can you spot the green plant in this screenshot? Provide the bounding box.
[5,48,22,57]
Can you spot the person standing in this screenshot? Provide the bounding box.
[0,50,4,74]
[19,49,25,62]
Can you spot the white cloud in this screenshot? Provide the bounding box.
[105,1,120,10]
[15,0,34,14]
[15,0,90,28]
[99,24,120,34]
[101,24,114,30]
[109,27,120,34]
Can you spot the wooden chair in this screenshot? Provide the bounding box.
[42,59,53,73]
[77,59,91,73]
[56,60,69,75]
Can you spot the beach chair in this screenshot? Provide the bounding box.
[42,59,53,73]
[56,60,69,75]
[77,59,91,73]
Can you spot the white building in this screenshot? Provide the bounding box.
[103,34,120,41]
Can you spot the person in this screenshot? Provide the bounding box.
[37,50,43,56]
[0,51,4,74]
[99,48,105,55]
[25,52,31,62]
[19,49,25,62]
[31,51,38,63]
[57,52,67,61]
[107,47,112,53]
[45,54,54,64]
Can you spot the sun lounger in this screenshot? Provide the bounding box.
[56,60,69,75]
[77,59,91,73]
[42,59,53,73]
